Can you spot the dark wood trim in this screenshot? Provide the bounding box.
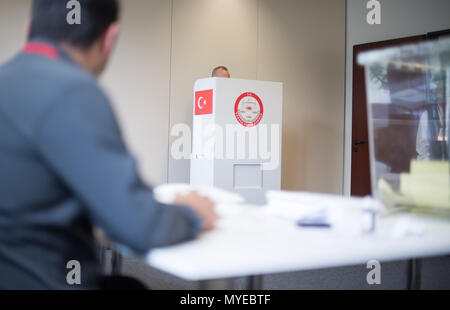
[350,34,426,196]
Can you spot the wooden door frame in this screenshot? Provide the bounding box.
[350,34,426,196]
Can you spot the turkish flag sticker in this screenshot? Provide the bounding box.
[195,89,213,115]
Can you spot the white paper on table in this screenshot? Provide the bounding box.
[266,190,384,211]
[264,191,386,234]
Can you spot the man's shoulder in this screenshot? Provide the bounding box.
[0,52,103,98]
[0,54,110,138]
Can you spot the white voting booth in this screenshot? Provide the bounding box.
[190,78,283,204]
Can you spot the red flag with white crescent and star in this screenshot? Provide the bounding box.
[195,89,213,115]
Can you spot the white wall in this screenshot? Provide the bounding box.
[344,0,450,195]
[0,0,31,63]
[258,0,345,193]
[168,0,346,194]
[0,0,346,194]
[167,0,259,183]
[102,0,172,186]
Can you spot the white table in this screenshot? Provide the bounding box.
[146,204,450,289]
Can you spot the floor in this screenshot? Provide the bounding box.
[118,255,450,290]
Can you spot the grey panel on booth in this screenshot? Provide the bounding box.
[233,164,263,189]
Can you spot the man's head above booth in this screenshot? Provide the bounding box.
[212,66,231,78]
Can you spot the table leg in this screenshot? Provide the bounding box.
[199,278,233,290]
[111,250,122,275]
[199,276,263,290]
[407,258,422,290]
[247,275,263,290]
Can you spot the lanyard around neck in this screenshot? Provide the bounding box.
[22,42,59,60]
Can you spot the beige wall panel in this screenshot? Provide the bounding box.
[0,0,173,186]
[0,0,31,63]
[0,0,346,195]
[168,0,259,183]
[258,0,346,194]
[102,0,172,185]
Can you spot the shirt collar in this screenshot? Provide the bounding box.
[23,37,78,66]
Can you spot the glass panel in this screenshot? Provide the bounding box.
[358,38,450,215]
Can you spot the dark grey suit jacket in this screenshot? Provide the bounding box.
[0,39,200,289]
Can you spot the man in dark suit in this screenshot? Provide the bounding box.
[0,0,217,289]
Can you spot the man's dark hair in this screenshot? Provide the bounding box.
[29,0,120,48]
[212,66,229,77]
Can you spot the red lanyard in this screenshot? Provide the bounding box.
[22,42,59,60]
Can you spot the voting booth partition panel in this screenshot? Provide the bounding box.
[190,78,283,204]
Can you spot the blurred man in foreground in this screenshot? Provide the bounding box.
[0,0,217,289]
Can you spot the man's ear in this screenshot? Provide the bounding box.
[25,20,31,38]
[102,22,120,55]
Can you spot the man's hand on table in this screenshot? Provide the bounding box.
[174,191,219,231]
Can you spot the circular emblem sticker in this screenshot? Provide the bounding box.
[234,92,264,127]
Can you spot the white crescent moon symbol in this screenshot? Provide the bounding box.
[197,96,206,110]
